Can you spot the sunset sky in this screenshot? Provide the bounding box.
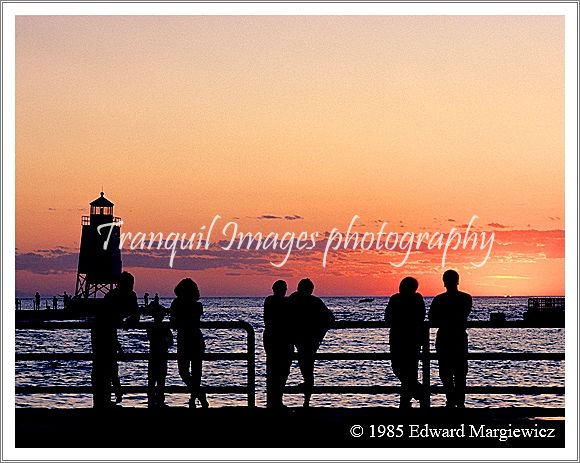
[15,15,564,296]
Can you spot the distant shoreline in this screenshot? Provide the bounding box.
[14,294,566,299]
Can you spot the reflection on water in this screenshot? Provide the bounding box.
[16,297,564,408]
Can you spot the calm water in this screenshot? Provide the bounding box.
[15,296,564,409]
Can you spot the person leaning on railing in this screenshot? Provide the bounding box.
[263,280,294,409]
[90,271,139,408]
[170,278,209,409]
[385,277,426,409]
[288,278,335,408]
[428,269,472,409]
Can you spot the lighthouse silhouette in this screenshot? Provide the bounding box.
[75,192,123,298]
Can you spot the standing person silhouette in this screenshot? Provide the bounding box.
[170,278,208,409]
[34,292,40,310]
[263,280,293,408]
[429,270,472,409]
[288,278,335,408]
[147,304,173,408]
[52,295,58,310]
[60,291,71,309]
[384,277,426,409]
[91,271,140,408]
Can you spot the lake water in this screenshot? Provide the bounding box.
[15,296,564,409]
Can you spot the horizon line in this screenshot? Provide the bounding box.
[15,294,566,299]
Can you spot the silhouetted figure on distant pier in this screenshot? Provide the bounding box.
[385,277,426,409]
[263,280,294,408]
[148,294,163,312]
[153,293,160,305]
[144,292,149,307]
[288,278,335,407]
[34,292,40,310]
[62,292,71,309]
[91,271,139,408]
[170,278,208,409]
[429,270,472,409]
[52,296,58,310]
[147,303,173,408]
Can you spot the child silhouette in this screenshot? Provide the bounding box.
[146,303,173,408]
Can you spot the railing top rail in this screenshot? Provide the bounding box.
[16,352,565,361]
[333,320,564,329]
[15,320,562,330]
[15,320,255,332]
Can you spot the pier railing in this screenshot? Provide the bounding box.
[15,320,256,407]
[15,320,563,408]
[283,321,565,407]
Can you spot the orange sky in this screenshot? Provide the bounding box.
[15,16,564,296]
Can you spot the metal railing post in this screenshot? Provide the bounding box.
[244,322,256,408]
[421,324,431,408]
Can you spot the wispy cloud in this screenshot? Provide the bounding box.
[255,214,303,221]
[16,250,78,275]
[16,229,564,277]
[487,222,510,229]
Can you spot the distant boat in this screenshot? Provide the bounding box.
[359,298,374,303]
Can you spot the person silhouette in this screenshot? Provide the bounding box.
[153,293,160,305]
[34,292,40,310]
[62,291,70,309]
[146,303,173,408]
[52,296,58,310]
[384,277,426,409]
[288,278,335,407]
[90,271,139,408]
[263,280,294,408]
[144,292,149,307]
[170,278,208,409]
[428,270,472,409]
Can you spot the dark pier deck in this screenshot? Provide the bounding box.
[16,406,564,448]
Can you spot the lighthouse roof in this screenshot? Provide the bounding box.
[90,192,114,207]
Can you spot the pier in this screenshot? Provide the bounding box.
[15,319,564,447]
